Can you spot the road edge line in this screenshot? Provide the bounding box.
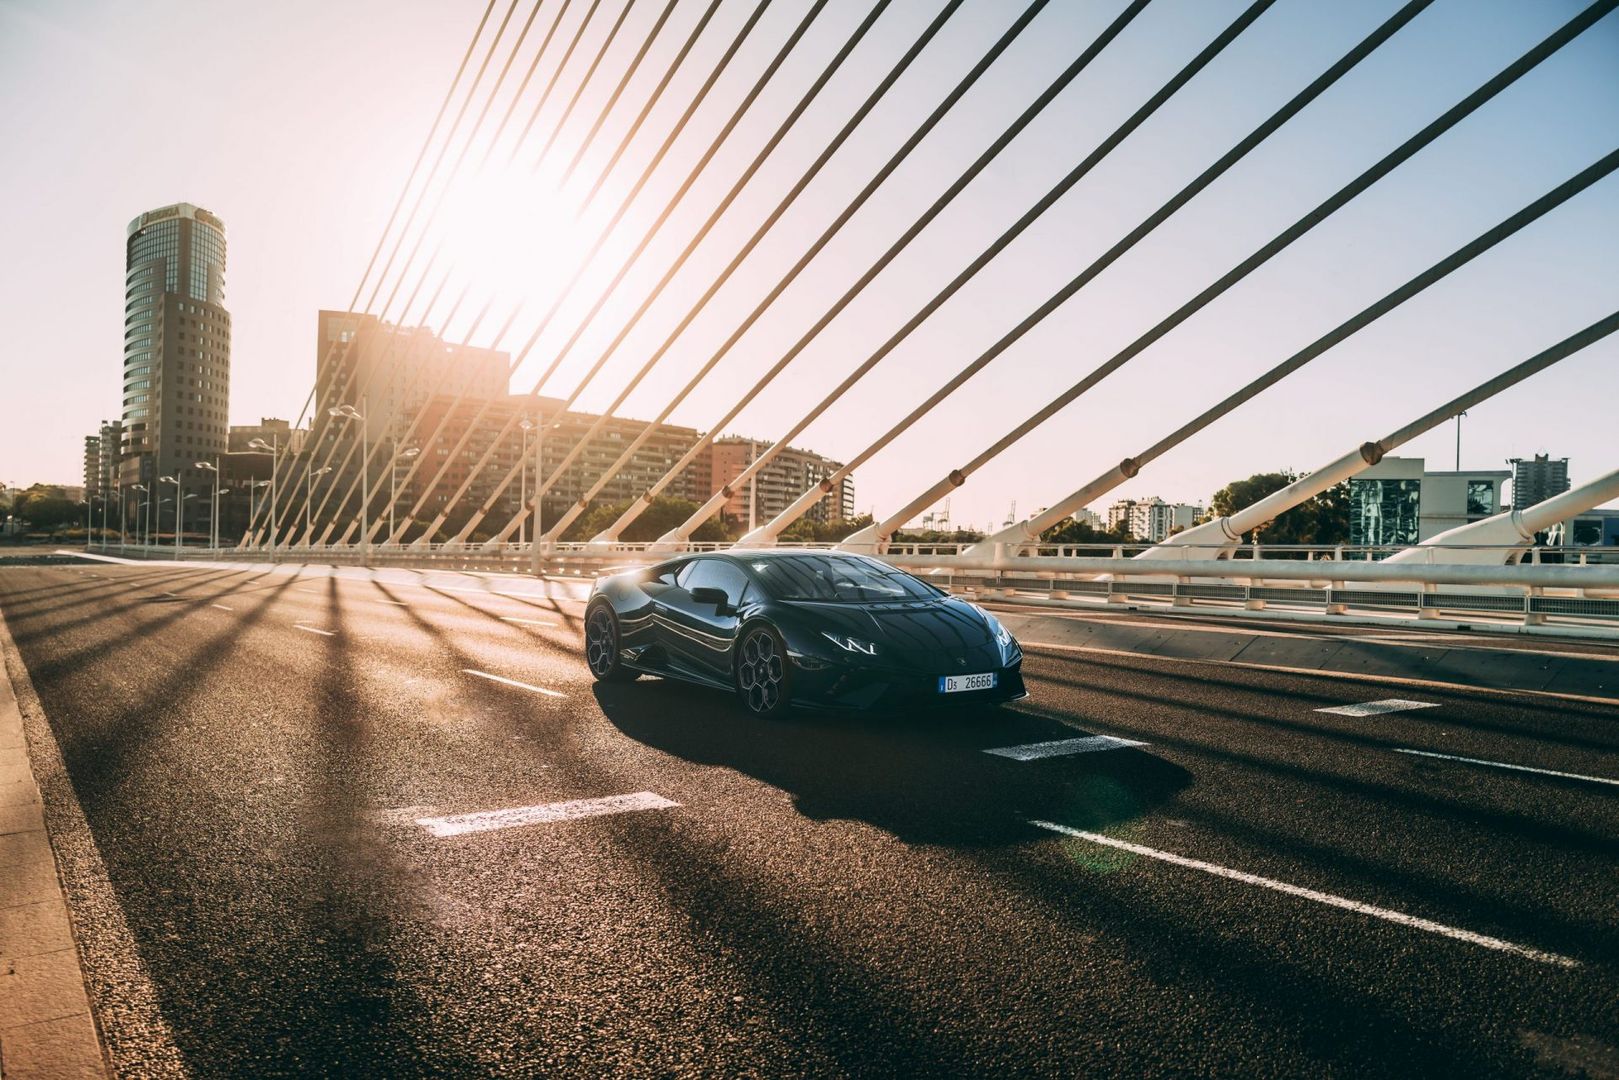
[0,601,184,1075]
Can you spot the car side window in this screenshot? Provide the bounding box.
[647,561,682,586]
[671,560,700,590]
[681,559,751,607]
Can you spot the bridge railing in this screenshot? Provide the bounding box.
[83,538,1619,629]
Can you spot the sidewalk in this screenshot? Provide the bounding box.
[0,622,106,1078]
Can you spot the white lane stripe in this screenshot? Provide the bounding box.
[369,804,436,826]
[1029,820,1577,967]
[501,616,559,627]
[210,603,233,611]
[985,735,1146,761]
[417,792,678,837]
[462,668,566,698]
[1315,699,1439,717]
[1393,748,1619,787]
[293,624,336,637]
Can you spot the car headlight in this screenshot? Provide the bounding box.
[820,631,878,656]
[982,611,1021,665]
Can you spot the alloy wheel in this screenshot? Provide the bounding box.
[585,606,617,676]
[737,628,785,714]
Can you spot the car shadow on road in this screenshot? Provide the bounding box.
[594,679,1190,847]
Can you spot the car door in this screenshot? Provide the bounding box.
[656,558,750,682]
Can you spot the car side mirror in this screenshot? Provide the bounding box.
[690,586,731,613]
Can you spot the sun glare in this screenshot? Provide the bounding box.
[432,165,594,333]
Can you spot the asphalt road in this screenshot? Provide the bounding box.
[2,559,1616,1078]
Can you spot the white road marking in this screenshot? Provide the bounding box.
[1315,699,1439,717]
[210,603,233,612]
[501,616,558,628]
[1393,748,1619,787]
[1029,820,1577,967]
[985,735,1146,761]
[163,591,179,597]
[369,804,436,826]
[417,792,678,837]
[293,624,335,637]
[462,668,566,698]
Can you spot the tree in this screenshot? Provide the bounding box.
[16,496,78,532]
[1208,471,1349,545]
[1039,517,1133,546]
[780,513,873,543]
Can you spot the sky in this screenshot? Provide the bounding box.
[1,0,1615,532]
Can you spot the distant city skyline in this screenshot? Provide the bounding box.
[2,0,1616,528]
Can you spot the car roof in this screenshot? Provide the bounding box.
[691,549,870,560]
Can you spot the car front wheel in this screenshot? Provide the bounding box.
[585,601,637,683]
[735,624,791,718]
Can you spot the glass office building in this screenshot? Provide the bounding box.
[120,203,232,498]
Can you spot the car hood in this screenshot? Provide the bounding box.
[788,597,1004,671]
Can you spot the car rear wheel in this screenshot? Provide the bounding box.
[585,601,637,683]
[735,624,791,718]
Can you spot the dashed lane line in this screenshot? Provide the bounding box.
[293,624,336,637]
[210,604,233,611]
[984,735,1146,761]
[501,616,559,628]
[462,668,566,698]
[1029,820,1578,968]
[1393,748,1619,787]
[415,792,679,837]
[1315,699,1439,717]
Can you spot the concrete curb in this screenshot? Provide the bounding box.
[0,611,107,1078]
[998,608,1618,704]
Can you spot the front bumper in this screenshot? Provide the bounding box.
[788,656,1027,711]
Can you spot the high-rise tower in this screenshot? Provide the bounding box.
[120,203,231,500]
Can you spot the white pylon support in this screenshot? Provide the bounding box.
[1137,445,1385,561]
[1384,467,1619,566]
[1135,308,1619,560]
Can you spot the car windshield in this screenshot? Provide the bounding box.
[749,555,942,603]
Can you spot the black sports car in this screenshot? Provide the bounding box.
[583,550,1026,716]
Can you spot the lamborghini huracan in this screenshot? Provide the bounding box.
[583,550,1026,716]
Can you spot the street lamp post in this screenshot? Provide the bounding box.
[159,475,182,553]
[527,419,555,578]
[195,460,221,550]
[326,403,366,559]
[390,445,419,544]
[131,484,148,547]
[305,465,332,547]
[246,480,270,547]
[519,419,534,547]
[247,436,280,560]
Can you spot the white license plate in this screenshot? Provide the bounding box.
[939,672,997,694]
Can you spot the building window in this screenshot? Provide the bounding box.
[1465,480,1495,518]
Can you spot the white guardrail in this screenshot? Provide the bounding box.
[72,539,1619,629]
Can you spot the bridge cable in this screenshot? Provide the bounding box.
[747,0,1437,542]
[872,0,1619,545]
